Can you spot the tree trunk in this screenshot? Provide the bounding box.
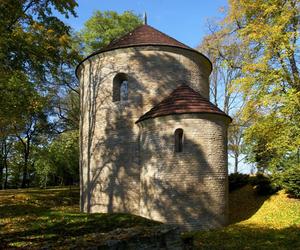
[234,154,239,173]
[21,140,30,188]
[4,157,8,189]
[0,151,3,189]
[0,164,3,190]
[21,150,29,188]
[0,138,9,189]
[0,139,4,189]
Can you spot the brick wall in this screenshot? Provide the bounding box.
[79,45,229,230]
[138,114,230,230]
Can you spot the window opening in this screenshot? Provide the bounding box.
[175,128,184,152]
[113,73,128,102]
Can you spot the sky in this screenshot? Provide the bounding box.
[59,0,228,48]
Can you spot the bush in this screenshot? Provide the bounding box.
[250,174,280,195]
[281,167,300,198]
[229,173,250,192]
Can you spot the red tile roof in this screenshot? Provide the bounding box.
[105,24,191,50]
[136,85,231,123]
[76,24,212,77]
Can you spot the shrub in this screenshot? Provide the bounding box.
[281,166,300,198]
[229,173,249,192]
[250,174,280,195]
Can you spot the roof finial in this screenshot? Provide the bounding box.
[144,12,147,25]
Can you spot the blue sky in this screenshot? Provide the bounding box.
[60,0,228,48]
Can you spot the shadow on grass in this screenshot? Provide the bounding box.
[0,204,47,218]
[0,187,159,249]
[0,212,159,249]
[228,185,271,224]
[188,224,300,250]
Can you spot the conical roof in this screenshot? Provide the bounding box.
[76,24,212,77]
[105,24,191,50]
[136,85,231,123]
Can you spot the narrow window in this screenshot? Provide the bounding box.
[113,73,128,102]
[120,80,128,101]
[174,128,184,152]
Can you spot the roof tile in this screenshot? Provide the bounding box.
[105,24,191,50]
[136,85,231,123]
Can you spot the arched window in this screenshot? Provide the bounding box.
[113,73,128,102]
[174,128,184,152]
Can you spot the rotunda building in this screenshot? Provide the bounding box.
[77,23,231,230]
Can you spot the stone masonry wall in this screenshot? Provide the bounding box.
[138,114,230,230]
[79,45,211,215]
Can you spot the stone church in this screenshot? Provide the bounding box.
[77,23,231,230]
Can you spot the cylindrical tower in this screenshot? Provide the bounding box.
[136,85,231,230]
[77,24,230,231]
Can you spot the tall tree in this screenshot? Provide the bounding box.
[0,136,11,189]
[0,0,79,188]
[198,19,247,172]
[225,0,300,172]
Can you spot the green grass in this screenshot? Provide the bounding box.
[187,185,300,249]
[1,185,299,249]
[0,187,158,249]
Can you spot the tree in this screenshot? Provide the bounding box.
[198,19,247,173]
[34,130,79,187]
[228,114,247,173]
[0,0,79,188]
[0,137,12,189]
[0,7,143,188]
[224,0,300,172]
[79,11,142,55]
[0,0,79,82]
[198,20,243,114]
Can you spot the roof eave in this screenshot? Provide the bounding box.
[136,111,232,124]
[75,44,213,78]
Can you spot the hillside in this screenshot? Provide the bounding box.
[0,186,299,249]
[0,187,159,249]
[190,185,300,249]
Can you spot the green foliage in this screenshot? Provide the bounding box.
[229,172,282,195]
[79,10,142,54]
[228,173,249,192]
[250,174,281,196]
[0,71,44,135]
[280,165,300,198]
[34,130,79,187]
[217,0,300,173]
[0,5,145,189]
[0,1,80,93]
[0,0,80,188]
[0,0,79,127]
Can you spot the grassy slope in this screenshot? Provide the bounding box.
[190,185,300,249]
[0,187,158,249]
[0,186,299,249]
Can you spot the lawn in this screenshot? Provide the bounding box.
[0,186,299,249]
[188,185,300,249]
[0,187,159,249]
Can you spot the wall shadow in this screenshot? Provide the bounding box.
[80,48,193,214]
[80,46,227,230]
[228,185,271,224]
[138,115,228,230]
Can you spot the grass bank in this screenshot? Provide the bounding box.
[188,185,300,249]
[0,187,158,249]
[0,185,299,249]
